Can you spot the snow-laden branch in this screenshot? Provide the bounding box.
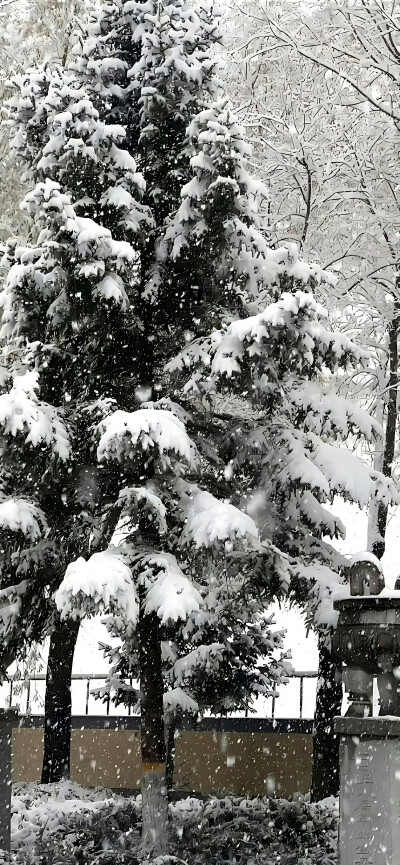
[97,408,198,468]
[55,549,139,626]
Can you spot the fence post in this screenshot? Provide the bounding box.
[0,708,18,851]
[299,677,304,719]
[85,680,90,716]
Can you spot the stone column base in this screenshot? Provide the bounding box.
[335,716,400,865]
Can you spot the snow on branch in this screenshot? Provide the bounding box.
[311,438,398,508]
[0,580,28,634]
[211,291,366,377]
[297,492,346,541]
[171,644,226,686]
[169,290,366,381]
[141,553,202,624]
[294,561,349,629]
[55,549,138,626]
[118,485,167,533]
[290,382,382,441]
[92,273,129,309]
[163,687,199,716]
[177,481,259,548]
[0,370,70,459]
[275,431,331,498]
[97,407,197,467]
[0,499,48,540]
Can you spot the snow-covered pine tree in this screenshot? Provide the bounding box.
[0,73,153,777]
[69,7,368,824]
[165,97,398,799]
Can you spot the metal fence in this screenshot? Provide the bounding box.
[271,670,318,719]
[2,670,318,719]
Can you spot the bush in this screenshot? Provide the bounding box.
[170,795,337,865]
[9,785,338,865]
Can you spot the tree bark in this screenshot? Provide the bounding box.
[367,382,384,552]
[165,715,177,796]
[41,619,80,784]
[139,607,168,855]
[311,633,342,802]
[372,299,399,560]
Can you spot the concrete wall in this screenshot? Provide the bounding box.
[12,726,313,797]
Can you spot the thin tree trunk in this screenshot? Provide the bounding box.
[311,633,342,802]
[139,607,168,855]
[41,619,80,783]
[367,384,384,551]
[372,299,399,560]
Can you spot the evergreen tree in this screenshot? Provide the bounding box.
[0,155,151,777]
[164,98,397,799]
[1,18,155,780]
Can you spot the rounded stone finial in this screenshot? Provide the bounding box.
[349,553,385,596]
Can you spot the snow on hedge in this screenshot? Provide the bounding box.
[12,782,127,855]
[10,781,338,863]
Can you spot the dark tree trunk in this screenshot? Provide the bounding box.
[311,633,342,802]
[165,715,177,796]
[41,619,80,783]
[372,299,399,560]
[139,606,168,854]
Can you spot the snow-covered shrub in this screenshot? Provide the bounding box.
[170,794,338,865]
[11,782,131,857]
[8,783,338,865]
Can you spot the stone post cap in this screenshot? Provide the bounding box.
[349,552,385,596]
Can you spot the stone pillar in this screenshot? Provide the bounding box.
[336,717,400,865]
[0,709,17,852]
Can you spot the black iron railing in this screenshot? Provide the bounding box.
[4,670,318,719]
